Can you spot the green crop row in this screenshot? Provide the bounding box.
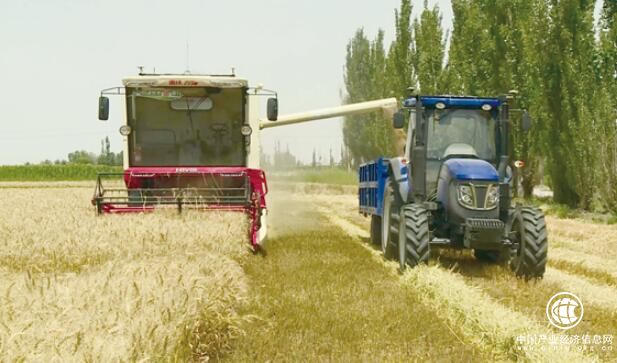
[0,165,123,181]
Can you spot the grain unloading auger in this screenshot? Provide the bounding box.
[93,71,397,251]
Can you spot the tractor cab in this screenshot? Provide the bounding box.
[399,96,505,199]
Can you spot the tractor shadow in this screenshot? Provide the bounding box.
[359,237,382,252]
[431,248,507,279]
[357,236,506,280]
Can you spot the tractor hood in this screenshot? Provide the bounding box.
[442,158,498,181]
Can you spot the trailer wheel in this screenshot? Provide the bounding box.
[510,207,548,279]
[381,180,399,259]
[398,204,430,270]
[370,215,382,245]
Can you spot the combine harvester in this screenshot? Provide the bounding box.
[359,92,548,278]
[93,70,396,250]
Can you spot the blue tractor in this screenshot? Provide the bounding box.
[359,93,547,278]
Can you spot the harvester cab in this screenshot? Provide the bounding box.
[93,71,397,251]
[360,93,548,279]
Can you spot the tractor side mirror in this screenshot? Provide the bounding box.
[98,96,109,121]
[522,110,532,131]
[393,111,405,129]
[267,98,278,121]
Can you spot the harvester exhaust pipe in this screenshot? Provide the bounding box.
[259,98,398,129]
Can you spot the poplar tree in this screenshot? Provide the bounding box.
[343,30,394,167]
[413,1,447,94]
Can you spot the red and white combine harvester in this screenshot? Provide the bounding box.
[93,70,396,250]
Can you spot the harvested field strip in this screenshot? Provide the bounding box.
[402,266,589,362]
[317,206,369,239]
[544,268,617,311]
[225,192,488,362]
[550,248,617,286]
[547,216,617,259]
[435,251,617,362]
[317,205,590,362]
[294,193,370,231]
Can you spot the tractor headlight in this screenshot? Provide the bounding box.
[458,184,474,208]
[485,185,499,209]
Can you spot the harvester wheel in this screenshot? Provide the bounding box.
[381,180,400,260]
[370,215,382,245]
[510,207,548,279]
[398,204,430,270]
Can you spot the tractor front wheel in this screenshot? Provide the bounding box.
[510,207,548,279]
[370,215,382,245]
[381,180,399,260]
[398,204,430,271]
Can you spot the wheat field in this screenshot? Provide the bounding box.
[0,186,249,361]
[1,182,615,362]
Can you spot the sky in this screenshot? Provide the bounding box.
[0,0,455,165]
[0,0,603,165]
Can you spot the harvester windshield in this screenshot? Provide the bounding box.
[126,87,245,167]
[426,109,496,161]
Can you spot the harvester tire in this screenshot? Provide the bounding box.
[510,207,548,279]
[381,180,400,260]
[370,215,382,245]
[398,204,430,270]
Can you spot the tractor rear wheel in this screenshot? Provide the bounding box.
[398,204,430,270]
[381,180,399,260]
[510,207,548,279]
[370,215,382,245]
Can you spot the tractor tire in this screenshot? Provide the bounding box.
[398,204,430,270]
[370,215,382,245]
[381,180,400,260]
[510,207,548,279]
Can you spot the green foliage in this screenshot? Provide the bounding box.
[343,29,395,167]
[343,0,617,212]
[0,165,122,181]
[67,150,97,164]
[413,2,447,94]
[594,0,617,213]
[387,0,415,98]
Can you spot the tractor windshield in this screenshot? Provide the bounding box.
[126,87,246,167]
[425,109,496,161]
